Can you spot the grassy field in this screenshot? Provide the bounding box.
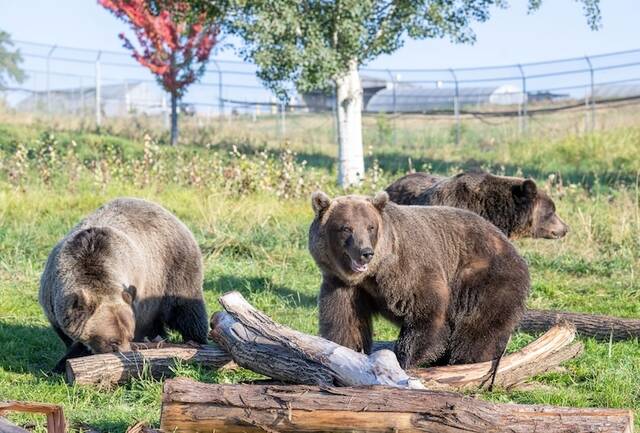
[0,116,639,432]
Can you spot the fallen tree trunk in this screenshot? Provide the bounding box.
[521,309,640,341]
[65,342,231,386]
[0,402,66,433]
[411,321,583,390]
[210,291,424,389]
[211,291,582,391]
[160,378,635,433]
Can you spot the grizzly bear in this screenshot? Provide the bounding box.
[385,171,569,239]
[39,198,208,372]
[309,191,530,369]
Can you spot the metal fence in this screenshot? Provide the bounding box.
[2,40,640,145]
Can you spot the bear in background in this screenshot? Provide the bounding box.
[39,197,208,372]
[308,190,530,369]
[385,170,569,239]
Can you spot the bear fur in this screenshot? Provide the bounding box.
[309,191,530,369]
[39,197,208,371]
[385,170,569,239]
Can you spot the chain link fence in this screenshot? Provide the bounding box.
[2,40,640,148]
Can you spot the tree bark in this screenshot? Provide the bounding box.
[160,378,635,433]
[170,91,179,146]
[210,291,424,389]
[335,58,365,187]
[521,309,640,341]
[64,342,232,386]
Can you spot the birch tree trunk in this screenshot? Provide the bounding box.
[335,58,365,187]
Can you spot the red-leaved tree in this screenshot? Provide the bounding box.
[99,0,218,145]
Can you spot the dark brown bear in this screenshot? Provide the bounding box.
[385,171,569,239]
[309,191,530,369]
[39,198,208,372]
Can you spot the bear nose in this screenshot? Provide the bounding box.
[360,248,374,263]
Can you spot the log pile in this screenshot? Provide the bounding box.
[61,291,636,433]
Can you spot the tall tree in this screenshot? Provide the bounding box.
[0,30,25,90]
[196,0,601,186]
[99,0,219,145]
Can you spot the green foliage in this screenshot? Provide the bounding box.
[0,30,25,89]
[194,1,601,98]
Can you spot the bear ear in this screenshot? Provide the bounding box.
[513,179,538,203]
[66,290,96,316]
[311,191,331,217]
[371,191,389,211]
[122,285,137,305]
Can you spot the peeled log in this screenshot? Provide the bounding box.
[65,342,231,386]
[210,291,424,389]
[160,378,635,433]
[411,321,583,390]
[211,291,582,391]
[521,309,640,341]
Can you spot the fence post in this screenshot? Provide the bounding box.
[584,55,595,132]
[46,45,57,115]
[211,59,224,120]
[95,50,102,127]
[280,101,286,140]
[386,69,397,145]
[449,68,460,145]
[517,64,528,134]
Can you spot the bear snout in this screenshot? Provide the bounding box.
[360,247,374,264]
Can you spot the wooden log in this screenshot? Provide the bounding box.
[521,309,640,341]
[0,402,66,433]
[211,291,582,391]
[210,291,424,389]
[411,321,584,390]
[65,342,232,386]
[160,378,635,433]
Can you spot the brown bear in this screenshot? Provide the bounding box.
[39,197,208,372]
[385,171,569,239]
[309,191,530,369]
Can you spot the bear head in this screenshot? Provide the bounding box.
[60,227,138,353]
[61,285,137,354]
[510,179,569,239]
[310,191,389,281]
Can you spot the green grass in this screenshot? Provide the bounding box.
[0,118,639,431]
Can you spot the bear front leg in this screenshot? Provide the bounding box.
[167,298,209,344]
[395,310,449,369]
[52,341,92,374]
[318,277,374,354]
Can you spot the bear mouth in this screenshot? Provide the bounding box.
[349,258,368,273]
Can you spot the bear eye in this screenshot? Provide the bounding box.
[340,225,352,233]
[367,225,375,232]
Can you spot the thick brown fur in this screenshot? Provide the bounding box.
[39,198,208,372]
[385,171,569,239]
[309,191,530,369]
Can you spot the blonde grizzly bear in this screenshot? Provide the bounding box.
[39,198,208,372]
[309,191,530,369]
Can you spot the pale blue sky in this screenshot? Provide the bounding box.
[1,0,638,68]
[1,0,639,108]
